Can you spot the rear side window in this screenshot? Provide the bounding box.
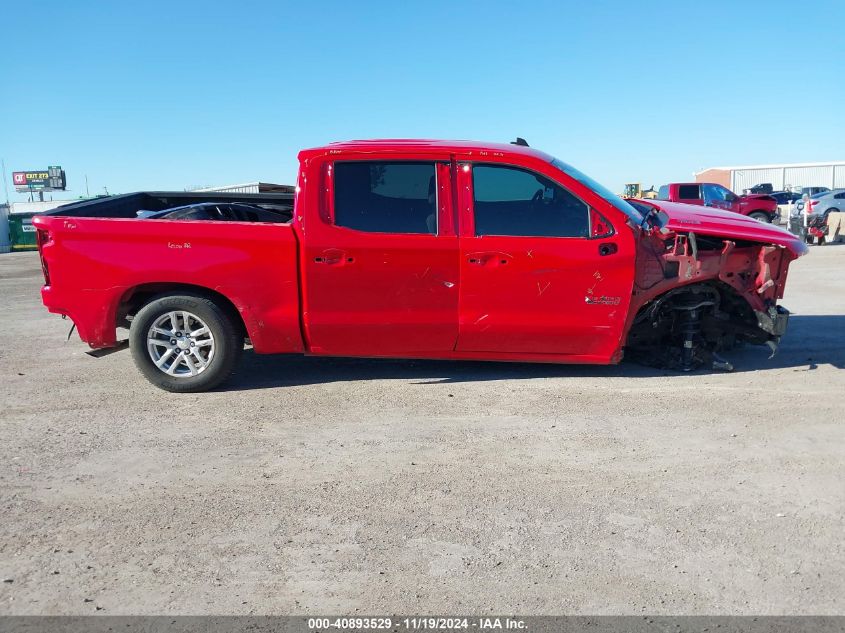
[678,185,701,200]
[334,161,436,234]
[472,164,588,237]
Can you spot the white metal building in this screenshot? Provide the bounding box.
[695,161,845,193]
[191,182,294,194]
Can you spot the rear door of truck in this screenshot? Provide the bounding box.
[300,154,459,356]
[675,183,705,206]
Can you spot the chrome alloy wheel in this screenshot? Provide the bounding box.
[146,311,215,377]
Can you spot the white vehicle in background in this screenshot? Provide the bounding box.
[770,191,802,223]
[790,185,830,196]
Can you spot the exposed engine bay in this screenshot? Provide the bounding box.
[625,227,795,372]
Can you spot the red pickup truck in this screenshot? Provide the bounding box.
[656,182,779,223]
[33,140,806,392]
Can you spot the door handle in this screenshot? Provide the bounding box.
[467,252,511,266]
[315,249,352,265]
[598,242,618,256]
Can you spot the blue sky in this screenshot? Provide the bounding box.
[1,0,843,202]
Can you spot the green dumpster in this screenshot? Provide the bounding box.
[9,213,40,251]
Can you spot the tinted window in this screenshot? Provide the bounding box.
[472,164,588,237]
[549,157,643,224]
[702,184,729,203]
[334,161,436,234]
[678,185,701,200]
[835,192,845,199]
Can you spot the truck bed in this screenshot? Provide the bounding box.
[45,191,295,220]
[33,192,304,355]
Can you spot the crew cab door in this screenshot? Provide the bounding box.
[455,161,635,360]
[675,184,705,207]
[301,158,459,356]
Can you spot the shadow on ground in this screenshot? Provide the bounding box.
[224,315,845,391]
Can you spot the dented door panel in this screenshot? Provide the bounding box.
[456,235,636,357]
[453,159,637,360]
[300,153,460,356]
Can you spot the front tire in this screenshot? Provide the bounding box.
[749,211,771,223]
[129,293,243,392]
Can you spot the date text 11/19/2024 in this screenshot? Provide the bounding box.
[307,617,527,630]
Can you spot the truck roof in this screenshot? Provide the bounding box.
[299,139,555,162]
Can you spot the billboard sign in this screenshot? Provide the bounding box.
[12,166,66,191]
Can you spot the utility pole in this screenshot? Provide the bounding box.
[85,174,90,198]
[1,159,9,205]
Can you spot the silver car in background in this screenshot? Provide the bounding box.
[790,189,845,242]
[794,189,845,215]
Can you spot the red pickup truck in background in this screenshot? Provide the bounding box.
[656,182,779,223]
[33,140,806,392]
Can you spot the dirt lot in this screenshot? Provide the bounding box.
[1,247,843,615]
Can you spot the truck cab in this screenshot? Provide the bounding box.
[656,182,778,223]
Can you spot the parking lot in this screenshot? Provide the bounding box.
[1,247,843,614]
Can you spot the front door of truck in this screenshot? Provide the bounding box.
[702,183,741,213]
[302,158,459,356]
[455,162,635,360]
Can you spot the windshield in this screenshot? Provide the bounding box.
[549,158,644,225]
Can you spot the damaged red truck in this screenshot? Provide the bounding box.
[33,140,807,392]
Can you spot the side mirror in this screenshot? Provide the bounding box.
[647,210,670,232]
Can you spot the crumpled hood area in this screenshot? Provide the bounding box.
[648,199,808,258]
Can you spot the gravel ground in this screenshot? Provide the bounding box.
[1,247,843,615]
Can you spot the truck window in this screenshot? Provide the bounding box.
[702,184,729,204]
[678,184,701,200]
[472,164,588,238]
[334,161,436,234]
[657,185,669,200]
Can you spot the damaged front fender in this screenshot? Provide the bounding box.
[623,218,804,371]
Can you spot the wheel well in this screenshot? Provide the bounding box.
[625,280,764,368]
[631,280,758,328]
[118,283,247,336]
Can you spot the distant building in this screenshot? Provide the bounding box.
[8,199,79,214]
[695,161,845,193]
[191,182,294,194]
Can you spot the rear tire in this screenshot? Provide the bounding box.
[749,211,770,223]
[129,293,243,392]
